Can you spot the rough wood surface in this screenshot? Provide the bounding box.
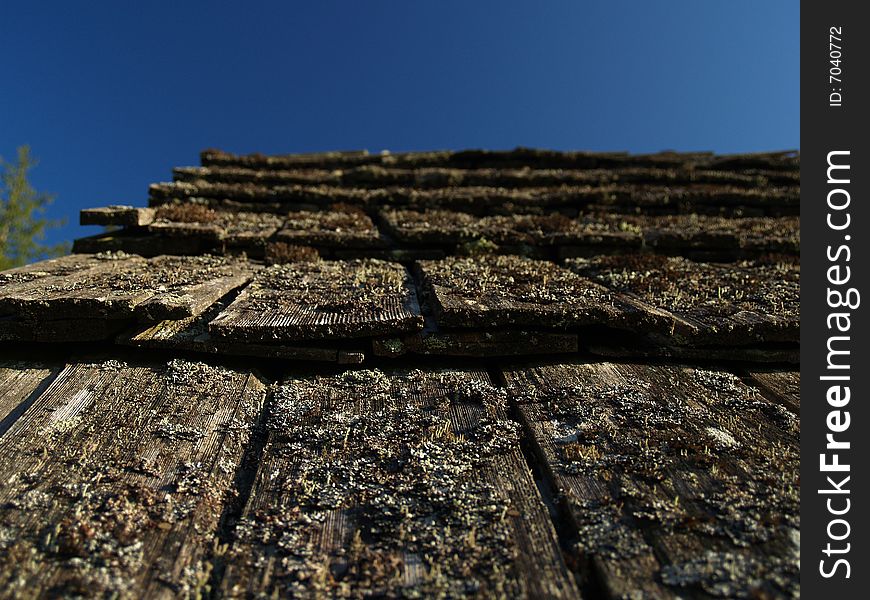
[220,368,580,599]
[80,206,156,227]
[210,260,423,343]
[200,147,798,172]
[0,254,254,323]
[177,164,759,190]
[416,255,667,332]
[125,298,365,364]
[188,161,769,183]
[502,361,799,599]
[148,205,284,247]
[151,179,796,218]
[0,358,266,599]
[570,255,800,347]
[0,361,57,437]
[639,214,799,255]
[72,231,210,256]
[276,207,384,248]
[746,370,800,413]
[0,254,108,309]
[381,209,643,249]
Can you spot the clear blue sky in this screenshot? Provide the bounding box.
[2,1,799,247]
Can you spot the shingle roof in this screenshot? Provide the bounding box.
[0,148,799,598]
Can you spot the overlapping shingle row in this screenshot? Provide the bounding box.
[4,147,800,363]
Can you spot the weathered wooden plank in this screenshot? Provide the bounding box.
[0,361,58,437]
[276,207,385,248]
[147,204,284,248]
[502,361,799,599]
[592,184,799,215]
[220,368,580,598]
[381,209,643,249]
[125,298,365,364]
[152,179,796,219]
[746,370,800,413]
[132,256,257,322]
[72,231,211,256]
[80,205,156,227]
[641,214,799,255]
[0,358,266,598]
[569,255,800,347]
[195,148,797,178]
[0,254,255,323]
[209,260,424,342]
[0,254,109,308]
[416,255,667,332]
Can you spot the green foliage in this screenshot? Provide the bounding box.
[0,146,68,269]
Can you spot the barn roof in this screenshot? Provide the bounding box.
[0,148,799,598]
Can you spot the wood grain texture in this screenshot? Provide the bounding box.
[72,231,211,256]
[125,298,364,364]
[502,361,799,599]
[80,206,156,227]
[570,255,799,347]
[0,358,266,599]
[199,147,798,172]
[0,361,58,437]
[746,370,800,413]
[276,208,385,248]
[0,254,254,324]
[209,260,424,343]
[220,368,580,599]
[416,255,667,332]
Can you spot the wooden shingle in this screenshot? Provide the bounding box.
[220,368,579,598]
[569,255,799,346]
[209,259,423,342]
[0,253,255,323]
[416,255,666,331]
[502,361,799,598]
[0,358,265,598]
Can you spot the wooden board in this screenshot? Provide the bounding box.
[0,358,266,598]
[0,361,58,437]
[416,255,668,332]
[569,255,800,347]
[592,185,799,216]
[0,254,254,323]
[380,209,643,248]
[746,370,800,413]
[189,150,799,180]
[220,368,580,598]
[209,259,424,342]
[199,147,798,172]
[152,179,796,219]
[0,254,108,307]
[276,208,385,248]
[125,298,365,364]
[147,205,283,247]
[80,206,156,227]
[640,214,799,255]
[502,361,799,599]
[72,231,212,256]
